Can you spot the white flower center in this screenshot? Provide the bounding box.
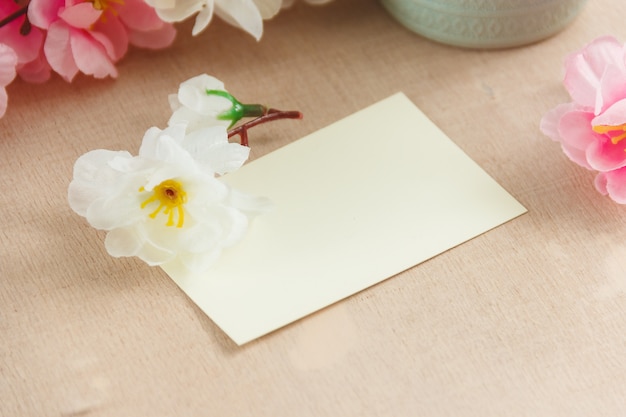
[140,179,187,228]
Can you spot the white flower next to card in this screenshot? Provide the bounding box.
[68,123,270,272]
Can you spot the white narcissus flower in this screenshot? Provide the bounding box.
[144,0,281,40]
[68,124,270,272]
[168,74,233,131]
[168,74,266,133]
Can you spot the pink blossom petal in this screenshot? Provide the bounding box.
[59,2,102,29]
[592,98,626,127]
[564,36,624,109]
[0,43,15,117]
[119,0,168,31]
[594,172,608,196]
[595,65,626,114]
[602,167,626,204]
[556,109,596,169]
[586,137,626,172]
[540,102,575,142]
[92,17,129,61]
[0,87,8,118]
[128,24,177,50]
[17,55,51,83]
[562,146,591,170]
[70,31,118,79]
[558,110,595,150]
[0,21,45,65]
[28,0,65,29]
[0,44,18,86]
[44,21,79,82]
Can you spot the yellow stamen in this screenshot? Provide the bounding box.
[139,180,187,228]
[92,0,124,10]
[91,0,124,22]
[593,123,626,145]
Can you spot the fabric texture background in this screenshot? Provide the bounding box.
[2,0,626,415]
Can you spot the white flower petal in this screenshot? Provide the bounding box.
[144,0,177,8]
[168,93,182,111]
[185,178,229,210]
[85,191,143,231]
[215,0,263,40]
[137,241,176,266]
[218,207,249,247]
[179,83,231,116]
[192,3,214,36]
[169,107,232,131]
[68,150,132,216]
[160,124,187,144]
[167,106,196,127]
[69,85,271,272]
[73,149,131,181]
[68,180,103,217]
[140,128,195,168]
[167,74,235,133]
[187,205,250,248]
[252,0,281,19]
[137,127,163,159]
[153,0,204,22]
[177,221,222,252]
[104,227,143,257]
[182,126,250,174]
[227,188,273,215]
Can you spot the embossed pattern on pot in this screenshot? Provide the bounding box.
[380,0,588,49]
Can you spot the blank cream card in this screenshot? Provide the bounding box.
[163,93,527,345]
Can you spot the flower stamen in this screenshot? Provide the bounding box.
[92,0,124,11]
[91,0,124,22]
[139,179,187,228]
[593,123,626,145]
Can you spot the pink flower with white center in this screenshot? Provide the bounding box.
[28,0,176,81]
[541,36,626,204]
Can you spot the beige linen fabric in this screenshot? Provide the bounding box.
[2,0,626,415]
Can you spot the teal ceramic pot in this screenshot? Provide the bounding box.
[380,0,588,49]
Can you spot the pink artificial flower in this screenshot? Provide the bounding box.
[594,168,626,204]
[28,0,175,82]
[541,35,626,204]
[0,43,18,117]
[0,0,50,82]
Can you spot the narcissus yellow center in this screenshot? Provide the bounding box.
[140,179,187,228]
[593,123,626,145]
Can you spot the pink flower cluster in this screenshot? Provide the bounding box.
[0,0,176,117]
[541,36,626,204]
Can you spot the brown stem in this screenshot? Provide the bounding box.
[0,5,28,29]
[227,108,303,147]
